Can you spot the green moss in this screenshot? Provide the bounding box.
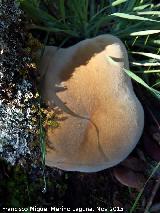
[47,120,60,128]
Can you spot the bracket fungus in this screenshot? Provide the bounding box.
[39,34,144,172]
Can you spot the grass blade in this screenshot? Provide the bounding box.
[131,61,160,66]
[28,25,79,37]
[130,30,160,36]
[124,0,136,12]
[110,13,159,22]
[59,0,66,23]
[137,11,160,16]
[124,69,160,99]
[131,52,160,60]
[133,4,152,11]
[152,81,160,88]
[20,0,57,24]
[112,0,127,7]
[130,162,160,213]
[135,70,160,73]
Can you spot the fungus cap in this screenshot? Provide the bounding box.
[40,34,144,172]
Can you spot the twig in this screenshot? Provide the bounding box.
[144,178,160,213]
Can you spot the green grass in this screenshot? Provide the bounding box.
[37,33,50,193]
[18,0,160,99]
[39,100,47,193]
[130,161,160,213]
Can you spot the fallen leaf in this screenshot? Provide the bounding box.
[113,166,146,189]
